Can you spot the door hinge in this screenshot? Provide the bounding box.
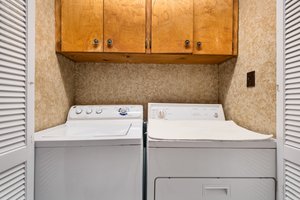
[31,135,34,144]
[56,41,62,51]
[145,39,151,49]
[232,41,235,53]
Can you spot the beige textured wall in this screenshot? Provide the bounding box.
[36,0,276,134]
[74,63,219,117]
[34,0,218,130]
[219,0,276,135]
[35,0,75,131]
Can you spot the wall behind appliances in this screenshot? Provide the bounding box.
[74,63,219,118]
[35,0,276,136]
[35,0,75,131]
[218,0,276,135]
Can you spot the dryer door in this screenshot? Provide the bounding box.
[155,178,275,200]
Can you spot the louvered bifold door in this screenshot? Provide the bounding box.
[0,0,34,200]
[278,0,300,199]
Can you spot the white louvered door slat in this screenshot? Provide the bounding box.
[0,29,26,46]
[284,0,300,150]
[0,0,34,199]
[0,163,26,200]
[278,0,300,199]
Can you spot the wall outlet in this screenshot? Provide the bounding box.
[247,71,255,87]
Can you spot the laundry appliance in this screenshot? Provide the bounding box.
[35,105,143,200]
[147,103,276,200]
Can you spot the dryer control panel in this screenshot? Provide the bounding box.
[149,103,225,120]
[68,105,143,120]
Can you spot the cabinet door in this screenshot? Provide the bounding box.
[104,0,146,53]
[61,0,103,52]
[152,0,193,53]
[194,0,233,55]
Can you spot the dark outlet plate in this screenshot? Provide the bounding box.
[247,71,255,87]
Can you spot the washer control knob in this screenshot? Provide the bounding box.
[119,107,128,116]
[75,108,82,114]
[86,108,92,115]
[214,113,219,118]
[96,108,102,114]
[158,110,165,119]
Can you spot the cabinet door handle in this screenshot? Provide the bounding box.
[93,39,99,46]
[107,39,113,47]
[185,40,191,48]
[197,41,202,49]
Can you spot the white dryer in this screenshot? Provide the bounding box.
[147,103,276,200]
[35,105,143,200]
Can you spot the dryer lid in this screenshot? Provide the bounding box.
[148,120,273,141]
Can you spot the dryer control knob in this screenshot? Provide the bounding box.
[75,108,82,114]
[158,110,165,119]
[119,107,128,116]
[86,108,92,115]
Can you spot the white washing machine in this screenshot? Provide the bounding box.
[147,103,276,200]
[35,105,143,200]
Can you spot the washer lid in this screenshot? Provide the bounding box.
[34,120,143,147]
[65,122,131,137]
[148,120,273,141]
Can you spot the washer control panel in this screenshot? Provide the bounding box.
[68,105,143,120]
[149,103,225,121]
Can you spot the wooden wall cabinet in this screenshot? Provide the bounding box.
[194,0,234,55]
[56,0,239,64]
[61,0,104,52]
[104,0,146,53]
[151,0,194,53]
